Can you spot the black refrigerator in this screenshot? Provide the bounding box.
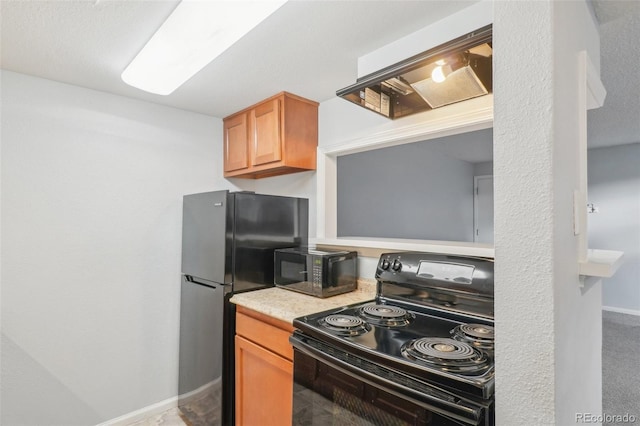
[178,190,308,426]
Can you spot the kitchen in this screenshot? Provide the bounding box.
[2,1,639,426]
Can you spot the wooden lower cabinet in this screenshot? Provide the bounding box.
[235,306,294,426]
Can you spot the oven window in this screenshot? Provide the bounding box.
[294,384,412,426]
[293,350,463,426]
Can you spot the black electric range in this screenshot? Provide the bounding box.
[291,252,495,426]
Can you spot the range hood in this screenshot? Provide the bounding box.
[337,25,492,119]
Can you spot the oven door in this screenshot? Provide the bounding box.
[290,332,492,426]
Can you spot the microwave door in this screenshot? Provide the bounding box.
[276,254,308,285]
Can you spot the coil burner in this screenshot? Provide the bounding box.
[451,324,495,352]
[358,304,414,327]
[401,337,490,374]
[318,314,371,336]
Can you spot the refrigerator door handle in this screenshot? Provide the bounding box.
[184,275,227,289]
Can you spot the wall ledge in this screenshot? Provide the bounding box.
[313,237,494,259]
[579,249,624,278]
[582,50,607,110]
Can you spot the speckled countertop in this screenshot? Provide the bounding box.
[230,279,377,324]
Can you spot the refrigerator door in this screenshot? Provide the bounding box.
[178,276,227,425]
[232,192,308,293]
[182,190,230,284]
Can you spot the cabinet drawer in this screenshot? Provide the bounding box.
[236,306,294,361]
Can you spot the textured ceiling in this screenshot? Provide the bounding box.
[1,0,638,150]
[0,0,474,117]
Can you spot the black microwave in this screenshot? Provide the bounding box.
[274,247,357,298]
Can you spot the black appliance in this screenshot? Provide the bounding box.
[290,252,495,425]
[179,190,308,426]
[274,247,357,298]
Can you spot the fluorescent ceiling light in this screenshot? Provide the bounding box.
[121,0,287,95]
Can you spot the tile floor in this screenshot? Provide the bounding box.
[127,407,188,426]
[127,382,220,426]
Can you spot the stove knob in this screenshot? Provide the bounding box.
[380,259,391,270]
[391,259,402,271]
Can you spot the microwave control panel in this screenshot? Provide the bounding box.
[312,257,322,289]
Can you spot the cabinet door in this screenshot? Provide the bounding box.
[235,335,292,426]
[224,113,249,172]
[251,98,282,166]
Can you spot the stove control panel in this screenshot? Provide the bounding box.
[375,252,495,297]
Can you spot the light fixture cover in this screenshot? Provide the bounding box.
[411,65,488,109]
[121,0,287,95]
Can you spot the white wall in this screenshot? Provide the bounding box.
[588,143,640,313]
[494,1,602,425]
[0,71,242,424]
[357,0,492,78]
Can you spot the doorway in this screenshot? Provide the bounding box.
[474,175,494,244]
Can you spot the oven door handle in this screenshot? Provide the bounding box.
[290,332,485,426]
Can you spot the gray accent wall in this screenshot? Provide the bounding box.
[337,137,476,242]
[588,143,640,312]
[474,161,493,176]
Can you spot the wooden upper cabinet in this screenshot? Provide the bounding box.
[223,113,249,173]
[251,98,282,166]
[222,92,318,179]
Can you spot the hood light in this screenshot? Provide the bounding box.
[431,60,452,83]
[121,0,287,96]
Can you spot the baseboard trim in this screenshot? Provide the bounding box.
[96,395,178,426]
[603,305,640,317]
